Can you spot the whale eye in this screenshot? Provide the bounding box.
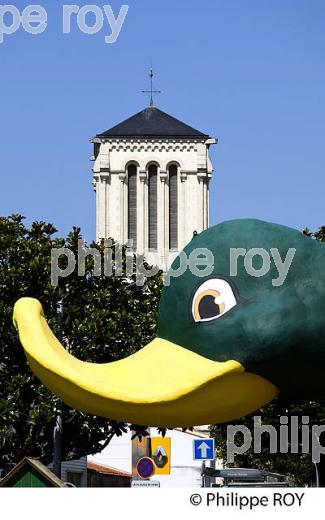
[192,279,237,322]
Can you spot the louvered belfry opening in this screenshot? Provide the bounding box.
[169,164,178,250]
[127,164,137,249]
[148,164,158,250]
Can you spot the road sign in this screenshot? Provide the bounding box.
[136,457,155,479]
[132,480,160,488]
[132,431,150,479]
[193,438,215,461]
[150,437,171,475]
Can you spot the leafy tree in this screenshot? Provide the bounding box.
[303,226,325,242]
[210,399,322,486]
[0,215,163,475]
[211,225,325,487]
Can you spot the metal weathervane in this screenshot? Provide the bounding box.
[142,66,161,107]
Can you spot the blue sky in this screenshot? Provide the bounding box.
[1,0,324,241]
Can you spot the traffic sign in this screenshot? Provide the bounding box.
[193,438,215,460]
[151,437,171,475]
[136,457,155,479]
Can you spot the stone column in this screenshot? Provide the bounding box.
[159,170,168,268]
[206,173,212,229]
[93,174,100,242]
[198,171,208,233]
[139,170,147,253]
[202,177,207,230]
[96,174,109,241]
[180,171,187,250]
[119,172,127,244]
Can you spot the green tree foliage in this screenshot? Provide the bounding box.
[210,399,324,486]
[303,226,325,242]
[0,215,163,474]
[211,226,325,487]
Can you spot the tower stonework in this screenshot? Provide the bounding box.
[91,106,216,271]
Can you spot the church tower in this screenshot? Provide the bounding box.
[91,104,216,270]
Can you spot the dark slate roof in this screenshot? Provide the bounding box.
[97,106,209,139]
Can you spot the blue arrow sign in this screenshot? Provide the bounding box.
[193,438,215,461]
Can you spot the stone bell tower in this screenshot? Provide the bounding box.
[91,103,216,270]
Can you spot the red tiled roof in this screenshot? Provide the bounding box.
[87,461,131,478]
[174,428,210,439]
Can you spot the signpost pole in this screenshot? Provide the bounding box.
[53,300,63,479]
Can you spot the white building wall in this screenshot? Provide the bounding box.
[92,137,215,270]
[48,457,88,487]
[88,431,132,474]
[88,427,222,488]
[149,428,203,488]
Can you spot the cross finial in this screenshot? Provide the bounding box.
[142,66,161,107]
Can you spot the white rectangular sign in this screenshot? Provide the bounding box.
[132,480,160,488]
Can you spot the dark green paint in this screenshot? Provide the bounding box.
[2,466,52,487]
[157,219,325,399]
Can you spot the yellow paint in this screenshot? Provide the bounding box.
[13,297,279,427]
[150,437,171,475]
[193,289,225,321]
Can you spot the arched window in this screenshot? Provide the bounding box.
[148,164,158,250]
[169,164,178,250]
[127,164,137,248]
